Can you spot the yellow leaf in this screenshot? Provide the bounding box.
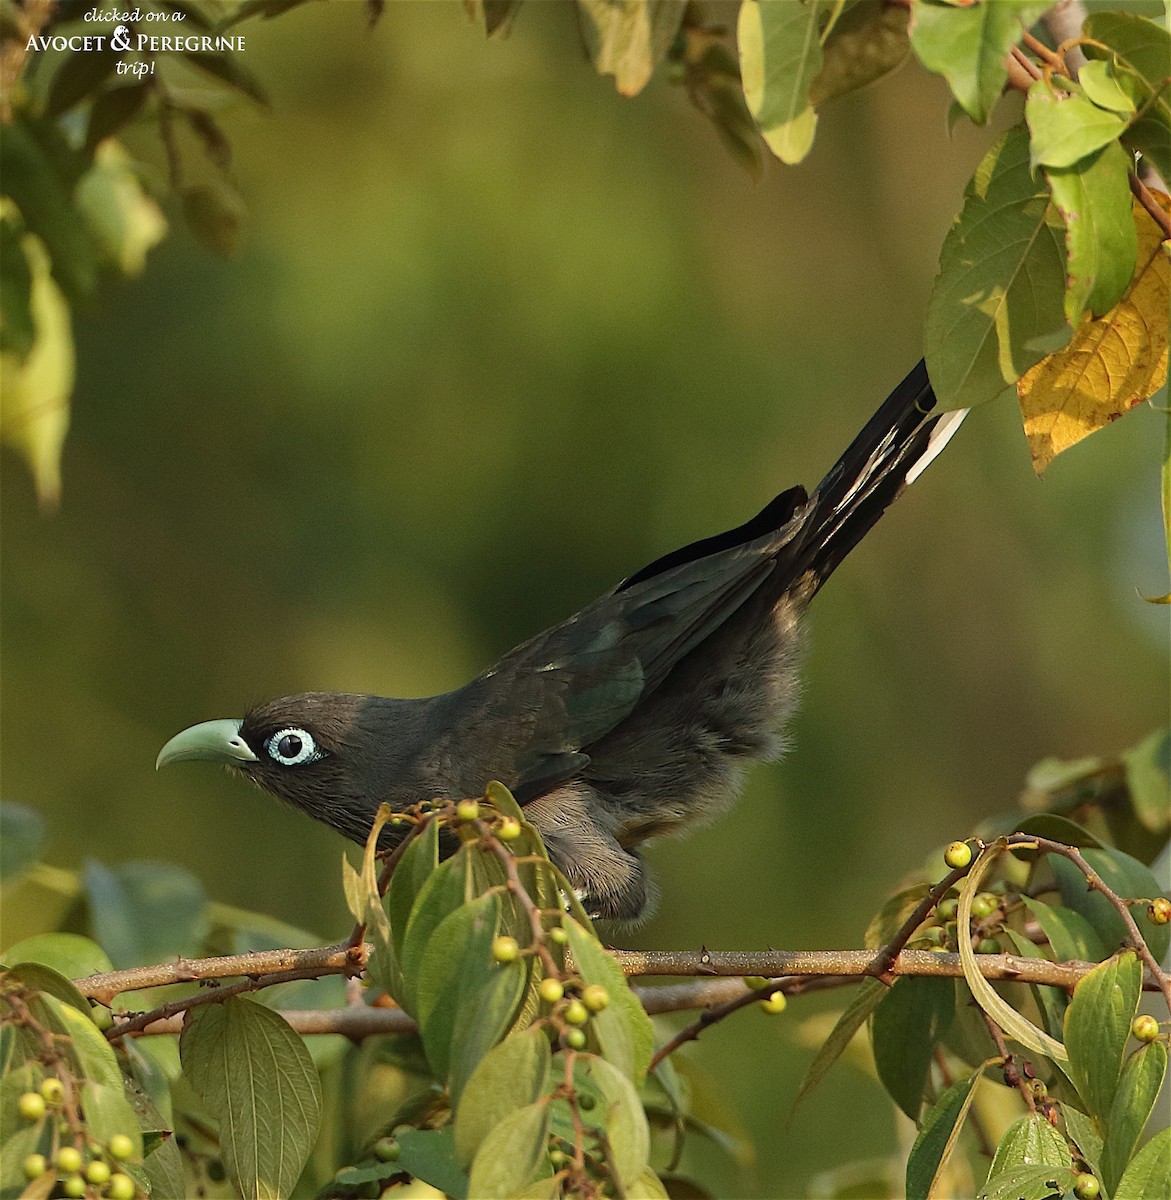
[0,229,74,511]
[1017,193,1169,475]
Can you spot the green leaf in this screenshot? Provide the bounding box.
[45,994,123,1089]
[1102,1039,1167,1194]
[182,49,269,105]
[0,211,34,360]
[141,1134,186,1200]
[792,976,886,1114]
[865,884,931,950]
[0,118,98,300]
[1002,930,1067,1040]
[1063,951,1142,1122]
[925,124,1069,411]
[576,0,687,98]
[1051,847,1171,964]
[387,816,439,958]
[737,0,830,164]
[2,962,93,1023]
[415,891,502,1081]
[1083,12,1171,181]
[905,1066,986,1200]
[1,932,112,982]
[0,1122,55,1196]
[45,43,124,118]
[1120,729,1171,834]
[1027,83,1129,169]
[1079,61,1136,115]
[956,843,1069,1064]
[989,1113,1072,1175]
[1045,139,1137,323]
[447,956,529,1106]
[1021,896,1108,965]
[977,1164,1078,1200]
[466,1100,550,1200]
[1114,1127,1171,1200]
[180,996,322,1200]
[80,1081,143,1159]
[562,916,653,1085]
[85,83,152,153]
[0,803,44,884]
[467,0,523,37]
[872,976,955,1121]
[909,0,1048,125]
[1062,1107,1103,1177]
[809,0,910,107]
[84,859,208,970]
[454,1026,551,1167]
[580,1054,651,1188]
[397,846,470,1017]
[395,1127,469,1200]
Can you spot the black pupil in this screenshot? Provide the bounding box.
[277,734,303,760]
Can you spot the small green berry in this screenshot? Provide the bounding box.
[759,990,787,1014]
[944,841,973,870]
[1073,1173,1100,1200]
[57,1146,83,1174]
[491,936,520,964]
[373,1136,401,1162]
[564,999,589,1026]
[970,893,999,920]
[743,975,771,990]
[976,938,1002,954]
[108,1173,136,1200]
[565,1027,587,1050]
[497,817,522,841]
[86,1159,112,1185]
[548,927,569,945]
[90,1002,114,1031]
[549,1148,570,1168]
[62,1175,87,1198]
[39,1077,65,1104]
[577,1089,596,1110]
[1148,897,1171,925]
[1131,1014,1160,1043]
[538,977,565,1004]
[936,898,959,922]
[17,1091,45,1122]
[922,926,947,947]
[22,1155,46,1181]
[107,1133,136,1162]
[581,984,609,1012]
[456,799,480,822]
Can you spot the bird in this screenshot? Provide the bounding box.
[157,359,965,922]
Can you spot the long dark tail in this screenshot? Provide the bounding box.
[617,359,964,598]
[790,359,964,596]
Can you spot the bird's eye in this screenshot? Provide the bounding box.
[264,727,325,767]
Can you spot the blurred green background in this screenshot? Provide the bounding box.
[2,2,1167,1193]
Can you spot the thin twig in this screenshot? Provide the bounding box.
[1129,171,1171,241]
[981,1010,1036,1113]
[870,865,970,982]
[1012,835,1171,1009]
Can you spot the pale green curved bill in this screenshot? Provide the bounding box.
[156,719,258,769]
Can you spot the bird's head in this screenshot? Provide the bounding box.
[156,693,390,845]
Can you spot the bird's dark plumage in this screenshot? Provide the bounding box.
[158,360,963,920]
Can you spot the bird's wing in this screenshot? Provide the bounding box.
[464,505,807,798]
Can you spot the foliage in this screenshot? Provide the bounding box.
[2,726,1170,1198]
[0,0,1168,509]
